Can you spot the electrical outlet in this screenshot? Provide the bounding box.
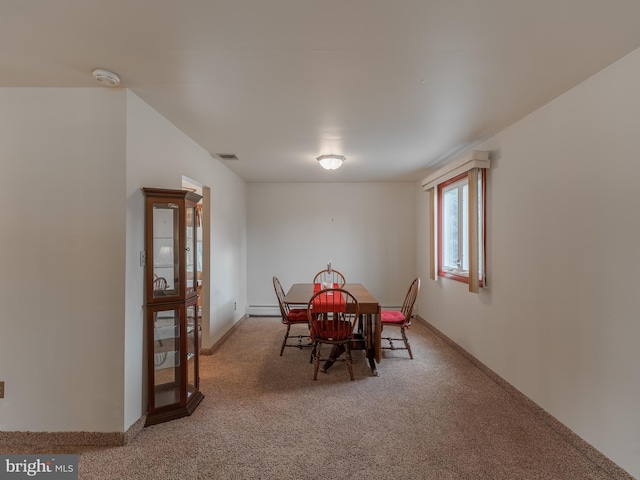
[139,251,146,267]
[0,381,4,398]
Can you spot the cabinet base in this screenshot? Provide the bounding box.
[145,391,205,426]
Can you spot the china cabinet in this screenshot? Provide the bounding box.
[142,187,204,426]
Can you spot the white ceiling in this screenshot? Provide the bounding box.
[3,1,640,183]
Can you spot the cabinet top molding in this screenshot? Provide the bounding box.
[142,187,202,203]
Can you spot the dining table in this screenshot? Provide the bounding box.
[283,283,382,376]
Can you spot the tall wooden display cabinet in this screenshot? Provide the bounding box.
[142,187,204,426]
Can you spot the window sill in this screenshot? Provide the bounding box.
[439,269,469,284]
[438,269,484,287]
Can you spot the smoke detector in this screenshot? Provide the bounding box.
[92,69,120,87]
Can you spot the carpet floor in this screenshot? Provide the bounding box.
[2,317,632,479]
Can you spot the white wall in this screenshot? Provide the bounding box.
[247,182,417,312]
[417,47,640,477]
[0,88,127,431]
[0,88,247,434]
[124,91,247,429]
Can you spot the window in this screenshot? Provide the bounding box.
[437,171,484,286]
[422,150,489,293]
[440,174,468,274]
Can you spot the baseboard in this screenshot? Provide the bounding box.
[200,314,249,355]
[1,314,252,447]
[247,304,406,316]
[415,315,634,480]
[247,305,279,316]
[0,415,146,447]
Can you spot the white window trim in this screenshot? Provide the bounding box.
[422,150,490,190]
[422,150,490,293]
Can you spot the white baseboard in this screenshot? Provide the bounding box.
[247,304,415,316]
[247,305,280,316]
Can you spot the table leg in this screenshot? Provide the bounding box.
[321,313,379,376]
[374,308,382,364]
[365,313,378,376]
[321,345,344,372]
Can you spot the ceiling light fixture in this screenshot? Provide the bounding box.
[316,154,345,171]
[92,68,120,87]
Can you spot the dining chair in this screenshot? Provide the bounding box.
[313,269,346,287]
[307,288,360,380]
[273,276,311,355]
[153,275,168,292]
[380,277,420,359]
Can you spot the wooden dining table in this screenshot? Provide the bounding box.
[283,283,382,376]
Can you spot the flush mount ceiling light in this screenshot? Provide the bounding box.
[316,154,345,171]
[92,68,120,87]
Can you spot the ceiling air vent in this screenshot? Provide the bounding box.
[216,153,239,161]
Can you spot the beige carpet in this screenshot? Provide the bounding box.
[2,317,633,479]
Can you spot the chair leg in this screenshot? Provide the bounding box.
[280,324,291,356]
[380,325,413,359]
[345,345,354,381]
[401,327,413,359]
[313,343,322,380]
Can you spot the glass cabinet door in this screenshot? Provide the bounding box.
[185,203,197,298]
[152,202,180,300]
[186,299,198,399]
[150,306,181,409]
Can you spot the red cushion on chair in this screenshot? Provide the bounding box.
[381,310,406,324]
[287,308,308,323]
[311,319,353,341]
